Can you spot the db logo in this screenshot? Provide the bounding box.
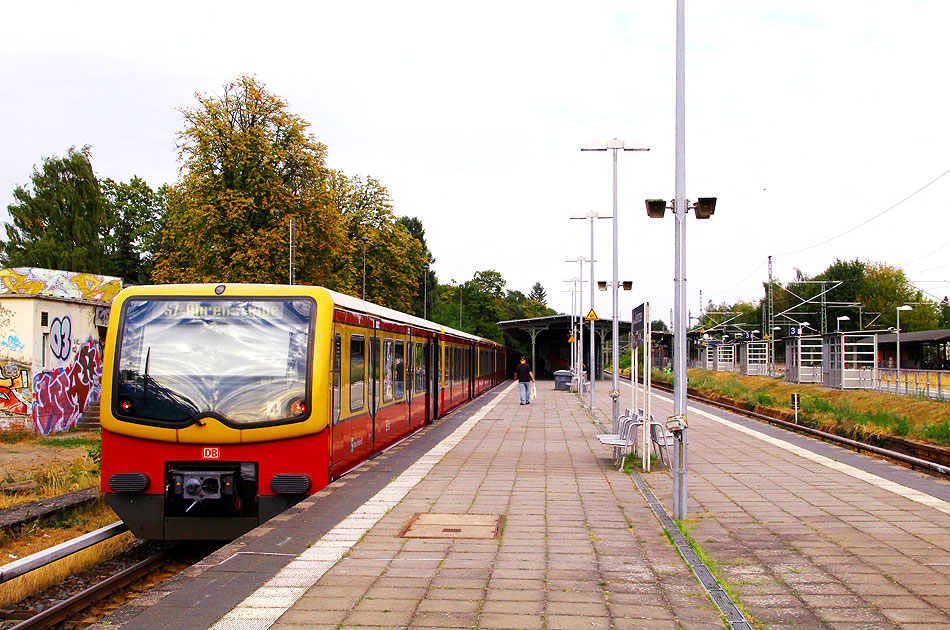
[202,447,220,460]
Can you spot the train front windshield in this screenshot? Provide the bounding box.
[114,298,313,427]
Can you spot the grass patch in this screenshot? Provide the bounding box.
[674,521,763,629]
[0,455,99,510]
[621,453,657,473]
[668,369,950,448]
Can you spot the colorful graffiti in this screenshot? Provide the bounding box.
[33,339,102,435]
[0,362,31,417]
[49,316,72,361]
[0,268,122,304]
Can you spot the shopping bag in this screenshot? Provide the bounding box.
[530,382,537,401]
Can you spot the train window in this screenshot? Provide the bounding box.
[382,339,394,403]
[415,342,425,394]
[394,340,405,400]
[114,297,313,427]
[333,334,341,425]
[350,335,365,412]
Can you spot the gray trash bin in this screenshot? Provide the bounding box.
[554,370,572,391]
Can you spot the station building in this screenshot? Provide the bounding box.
[0,267,122,434]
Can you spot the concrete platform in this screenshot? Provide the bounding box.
[92,378,950,629]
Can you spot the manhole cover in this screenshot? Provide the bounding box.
[400,513,504,539]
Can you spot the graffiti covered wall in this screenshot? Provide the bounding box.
[0,268,121,303]
[33,338,102,434]
[0,268,121,433]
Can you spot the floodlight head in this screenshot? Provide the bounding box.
[693,197,717,219]
[645,199,667,218]
[897,305,913,311]
[622,281,633,291]
[597,281,608,291]
[837,315,850,321]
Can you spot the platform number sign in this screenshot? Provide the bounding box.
[202,447,221,460]
[789,326,801,337]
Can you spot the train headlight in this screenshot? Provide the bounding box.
[118,398,134,414]
[290,399,307,416]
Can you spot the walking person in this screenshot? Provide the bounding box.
[514,356,535,405]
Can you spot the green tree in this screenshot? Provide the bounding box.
[328,174,425,311]
[528,282,548,305]
[939,297,950,329]
[152,76,342,285]
[101,177,166,284]
[2,146,108,273]
[398,216,436,319]
[857,262,917,329]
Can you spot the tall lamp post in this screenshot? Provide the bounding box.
[582,139,649,428]
[563,277,584,385]
[422,263,430,320]
[573,211,611,410]
[567,257,590,402]
[451,279,463,327]
[360,236,370,300]
[896,305,913,394]
[646,194,717,522]
[836,315,850,331]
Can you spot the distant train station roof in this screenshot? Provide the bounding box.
[876,328,950,344]
[497,314,631,334]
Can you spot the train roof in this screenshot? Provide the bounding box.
[326,288,500,346]
[114,283,501,348]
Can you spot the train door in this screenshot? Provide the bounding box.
[431,338,440,420]
[370,333,379,449]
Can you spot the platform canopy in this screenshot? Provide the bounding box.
[497,314,630,378]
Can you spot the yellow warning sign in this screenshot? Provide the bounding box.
[585,309,599,321]
[568,334,575,343]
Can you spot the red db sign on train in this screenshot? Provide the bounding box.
[202,447,221,460]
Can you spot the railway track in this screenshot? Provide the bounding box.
[5,544,173,630]
[625,375,950,476]
[0,494,205,629]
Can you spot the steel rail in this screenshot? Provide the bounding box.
[10,548,171,630]
[619,374,950,477]
[0,522,128,584]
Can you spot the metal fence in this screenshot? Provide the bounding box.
[874,368,950,400]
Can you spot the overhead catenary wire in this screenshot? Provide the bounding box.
[776,167,950,257]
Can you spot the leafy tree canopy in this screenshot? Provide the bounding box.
[2,146,107,273]
[528,282,548,305]
[152,76,343,286]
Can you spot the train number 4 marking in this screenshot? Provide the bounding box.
[202,447,221,460]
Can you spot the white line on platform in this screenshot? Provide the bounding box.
[209,382,516,630]
[636,384,950,517]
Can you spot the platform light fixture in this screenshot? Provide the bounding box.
[582,138,649,431]
[645,189,718,521]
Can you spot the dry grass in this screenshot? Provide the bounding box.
[0,498,133,607]
[0,434,100,509]
[652,369,950,447]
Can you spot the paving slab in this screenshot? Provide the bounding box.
[93,375,950,629]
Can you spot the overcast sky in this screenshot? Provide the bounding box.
[3,1,948,325]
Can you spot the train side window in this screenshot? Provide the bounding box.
[333,334,341,425]
[350,335,365,412]
[415,342,425,394]
[383,339,394,403]
[395,340,405,400]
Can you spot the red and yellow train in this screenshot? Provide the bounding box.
[100,284,506,540]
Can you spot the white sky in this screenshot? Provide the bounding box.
[2,1,949,326]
